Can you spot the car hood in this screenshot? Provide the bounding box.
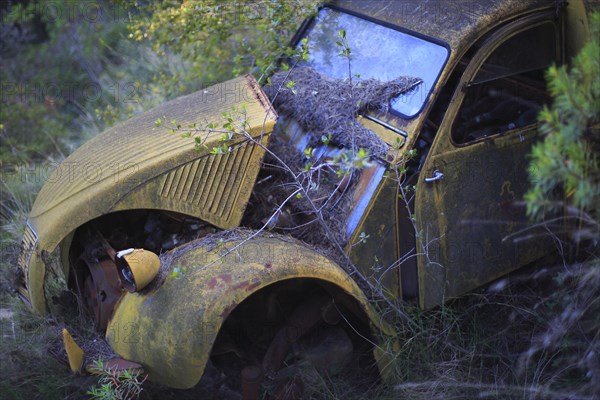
[32,75,274,217]
[27,75,276,250]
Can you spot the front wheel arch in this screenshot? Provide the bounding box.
[106,235,395,389]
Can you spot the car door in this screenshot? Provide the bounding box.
[415,11,561,310]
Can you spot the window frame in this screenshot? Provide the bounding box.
[293,4,452,120]
[449,16,560,148]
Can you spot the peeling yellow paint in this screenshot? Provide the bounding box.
[63,328,84,374]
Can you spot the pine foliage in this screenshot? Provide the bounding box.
[526,12,600,220]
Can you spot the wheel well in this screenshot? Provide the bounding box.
[210,278,378,390]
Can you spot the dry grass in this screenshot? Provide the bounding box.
[264,66,420,157]
[375,260,600,400]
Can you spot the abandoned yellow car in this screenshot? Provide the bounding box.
[17,0,593,392]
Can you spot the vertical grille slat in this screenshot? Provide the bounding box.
[182,159,202,203]
[190,158,210,205]
[16,223,38,303]
[202,153,228,212]
[208,146,242,215]
[217,143,253,218]
[174,162,194,201]
[170,167,185,200]
[160,167,177,197]
[158,141,263,227]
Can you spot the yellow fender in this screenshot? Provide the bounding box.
[106,235,395,389]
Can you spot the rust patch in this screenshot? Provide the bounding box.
[228,280,260,292]
[220,301,238,319]
[207,273,233,289]
[244,74,278,121]
[102,358,144,374]
[207,277,218,289]
[231,280,251,291]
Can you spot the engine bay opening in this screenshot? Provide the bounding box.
[67,210,217,332]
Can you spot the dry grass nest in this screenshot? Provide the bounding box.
[264,66,421,158]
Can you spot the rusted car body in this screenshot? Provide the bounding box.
[17,0,592,389]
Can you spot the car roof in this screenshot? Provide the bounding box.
[331,0,554,52]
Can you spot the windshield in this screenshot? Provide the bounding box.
[303,8,449,118]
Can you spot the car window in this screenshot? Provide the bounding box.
[452,22,558,145]
[303,7,449,118]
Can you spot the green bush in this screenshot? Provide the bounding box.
[127,0,319,90]
[0,0,166,164]
[526,12,600,221]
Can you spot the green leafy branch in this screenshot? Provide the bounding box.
[525,12,600,223]
[87,357,147,400]
[336,29,353,85]
[129,1,319,89]
[154,104,252,155]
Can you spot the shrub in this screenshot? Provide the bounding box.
[526,12,600,224]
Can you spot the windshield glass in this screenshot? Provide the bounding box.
[303,8,449,118]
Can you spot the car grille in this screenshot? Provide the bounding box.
[159,140,263,228]
[16,222,38,304]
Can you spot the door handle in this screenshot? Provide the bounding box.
[424,169,444,183]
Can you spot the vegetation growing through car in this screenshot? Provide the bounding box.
[1,2,599,399]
